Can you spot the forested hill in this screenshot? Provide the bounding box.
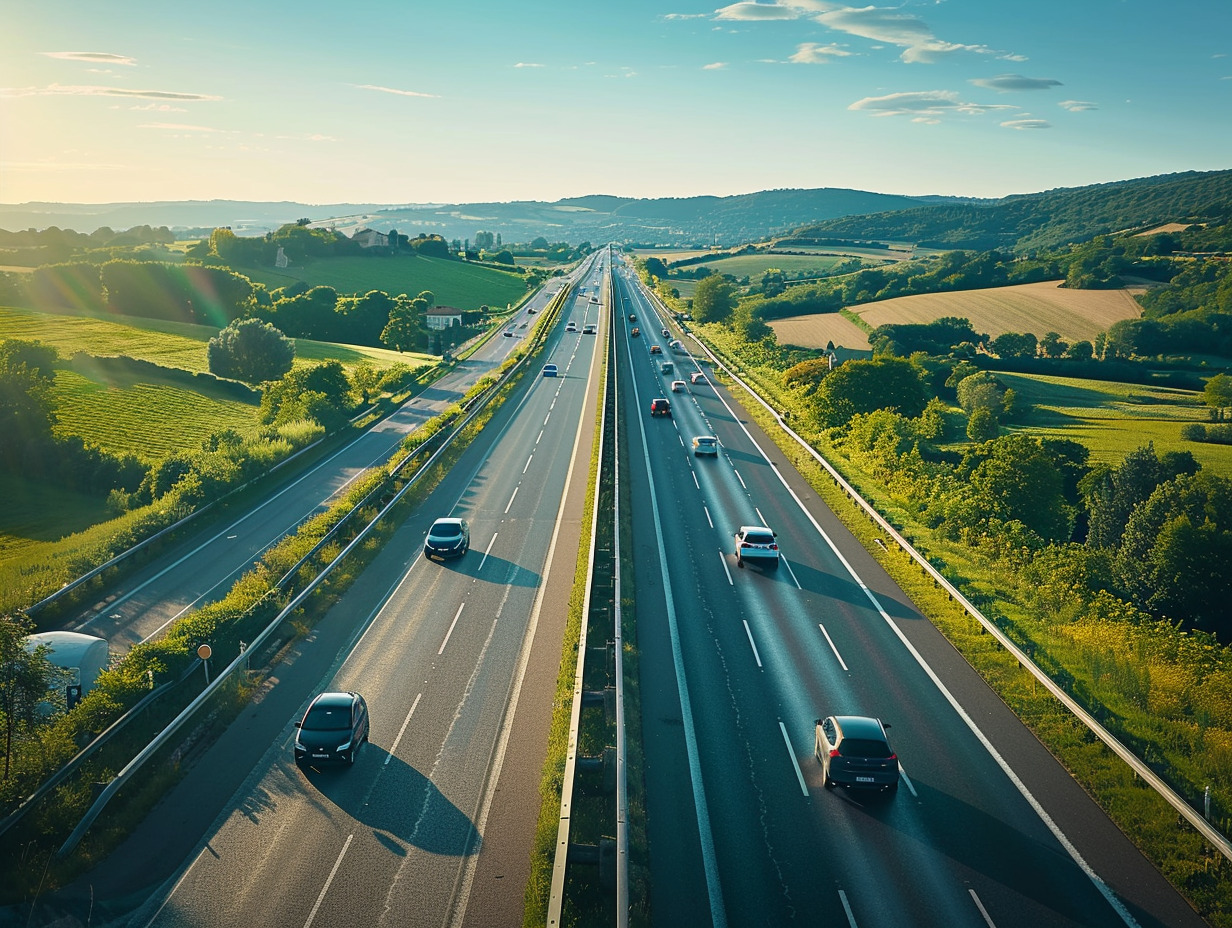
[787,170,1232,254]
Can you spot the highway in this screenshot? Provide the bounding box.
[610,263,1206,928]
[55,258,609,926]
[64,272,577,653]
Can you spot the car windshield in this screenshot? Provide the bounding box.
[302,704,350,731]
[838,738,892,758]
[743,532,774,545]
[432,523,462,538]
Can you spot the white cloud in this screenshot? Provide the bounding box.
[1059,99,1097,112]
[513,62,546,68]
[715,2,805,21]
[1002,118,1051,130]
[811,7,1010,65]
[0,83,220,101]
[971,73,1062,92]
[138,122,225,132]
[848,89,1014,119]
[42,51,136,66]
[790,42,852,63]
[703,61,728,69]
[355,84,438,97]
[663,12,708,18]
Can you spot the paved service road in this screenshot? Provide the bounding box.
[612,263,1207,928]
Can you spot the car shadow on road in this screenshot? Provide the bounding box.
[436,552,542,587]
[303,745,480,858]
[777,558,921,621]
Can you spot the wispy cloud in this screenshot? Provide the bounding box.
[972,74,1062,92]
[0,83,220,101]
[1002,118,1051,130]
[790,42,852,63]
[715,1,809,21]
[128,102,188,113]
[138,122,225,132]
[663,12,708,19]
[816,9,1006,64]
[513,62,546,68]
[355,84,438,98]
[1059,99,1097,112]
[42,51,136,66]
[848,90,1014,122]
[703,61,728,69]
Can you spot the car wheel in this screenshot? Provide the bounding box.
[822,765,834,789]
[767,558,780,571]
[887,781,899,796]
[736,556,744,568]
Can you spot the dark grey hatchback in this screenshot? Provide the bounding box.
[815,715,899,793]
[294,692,369,766]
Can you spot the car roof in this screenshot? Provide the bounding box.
[738,525,772,534]
[832,715,887,739]
[312,691,357,708]
[431,517,465,528]
[694,435,716,442]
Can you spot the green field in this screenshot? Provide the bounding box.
[244,254,529,309]
[688,253,865,279]
[998,371,1232,474]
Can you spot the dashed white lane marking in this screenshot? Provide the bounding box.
[720,550,733,585]
[523,454,533,475]
[743,620,762,668]
[838,889,858,927]
[438,603,465,655]
[735,469,747,489]
[386,692,422,764]
[302,833,353,928]
[704,505,714,529]
[970,889,997,927]
[779,722,808,796]
[819,623,848,671]
[504,486,519,514]
[781,557,802,590]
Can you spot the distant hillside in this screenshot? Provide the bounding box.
[788,170,1232,254]
[0,188,953,246]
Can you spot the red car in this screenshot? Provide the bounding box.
[650,398,671,417]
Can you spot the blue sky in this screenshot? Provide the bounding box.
[2,0,1229,205]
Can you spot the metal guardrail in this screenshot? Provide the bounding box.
[54,288,575,857]
[638,282,1232,864]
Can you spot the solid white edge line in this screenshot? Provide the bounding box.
[302,833,353,928]
[969,888,998,927]
[742,620,762,668]
[438,603,465,655]
[818,623,849,671]
[778,721,808,797]
[386,692,422,764]
[838,888,858,928]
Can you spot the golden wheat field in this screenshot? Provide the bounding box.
[854,279,1143,344]
[769,313,872,350]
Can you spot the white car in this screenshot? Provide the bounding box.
[735,525,779,568]
[565,321,578,333]
[692,436,718,456]
[690,371,707,385]
[671,380,686,392]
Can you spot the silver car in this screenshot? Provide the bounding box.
[692,435,718,456]
[815,715,900,793]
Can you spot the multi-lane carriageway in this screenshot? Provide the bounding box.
[43,250,1207,928]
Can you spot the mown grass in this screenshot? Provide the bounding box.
[998,371,1232,475]
[689,253,860,279]
[242,254,529,308]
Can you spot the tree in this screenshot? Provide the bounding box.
[1065,340,1094,361]
[381,295,425,352]
[1203,373,1232,420]
[966,406,998,441]
[259,361,353,431]
[1082,443,1198,548]
[0,340,58,468]
[1116,472,1232,633]
[760,267,786,298]
[990,331,1038,359]
[956,371,1005,413]
[966,433,1072,542]
[816,357,928,426]
[208,319,295,384]
[692,275,735,324]
[1040,331,1068,358]
[1,614,68,780]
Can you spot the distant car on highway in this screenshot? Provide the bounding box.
[662,327,669,337]
[583,323,597,334]
[566,321,578,333]
[734,525,779,568]
[294,692,369,767]
[649,345,662,354]
[542,364,558,377]
[629,313,637,322]
[631,327,640,337]
[815,715,900,793]
[690,371,707,385]
[671,379,686,392]
[650,398,671,417]
[424,517,470,559]
[692,435,718,456]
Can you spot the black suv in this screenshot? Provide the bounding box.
[815,715,899,793]
[650,398,671,417]
[295,692,369,766]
